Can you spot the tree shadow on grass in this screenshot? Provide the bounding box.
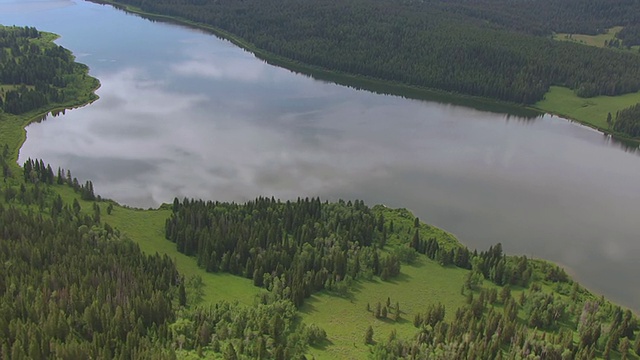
[310,337,334,351]
[299,295,322,315]
[383,271,413,285]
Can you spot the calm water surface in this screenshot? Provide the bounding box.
[1,0,639,311]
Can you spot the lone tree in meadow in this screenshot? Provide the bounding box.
[364,326,374,345]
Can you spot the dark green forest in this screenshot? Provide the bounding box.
[99,0,640,104]
[166,197,403,307]
[0,200,179,359]
[0,26,85,115]
[613,103,640,137]
[616,26,640,47]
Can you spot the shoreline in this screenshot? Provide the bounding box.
[534,106,640,147]
[89,0,539,118]
[91,0,640,146]
[9,76,101,167]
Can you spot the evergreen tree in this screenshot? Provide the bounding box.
[364,326,374,345]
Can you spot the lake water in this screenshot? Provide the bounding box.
[1,0,639,311]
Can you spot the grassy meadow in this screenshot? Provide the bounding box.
[535,86,640,134]
[547,26,640,139]
[300,257,469,359]
[553,26,624,48]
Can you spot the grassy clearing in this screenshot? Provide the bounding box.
[535,85,640,135]
[553,26,624,48]
[104,205,261,305]
[53,185,260,306]
[300,256,469,359]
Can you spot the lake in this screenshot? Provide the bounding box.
[1,0,639,311]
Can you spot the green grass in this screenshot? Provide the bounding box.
[300,256,469,359]
[535,85,640,137]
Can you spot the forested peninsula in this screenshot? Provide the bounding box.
[1,24,640,359]
[92,0,640,141]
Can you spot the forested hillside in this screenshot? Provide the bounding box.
[98,0,640,105]
[0,194,179,359]
[0,143,180,358]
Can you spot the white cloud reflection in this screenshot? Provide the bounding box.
[171,43,270,82]
[0,0,74,14]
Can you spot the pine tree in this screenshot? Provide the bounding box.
[178,283,187,307]
[73,198,81,214]
[364,326,374,345]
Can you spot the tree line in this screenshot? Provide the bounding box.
[166,197,401,307]
[616,26,640,47]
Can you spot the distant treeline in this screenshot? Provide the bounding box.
[0,26,80,114]
[102,0,640,104]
